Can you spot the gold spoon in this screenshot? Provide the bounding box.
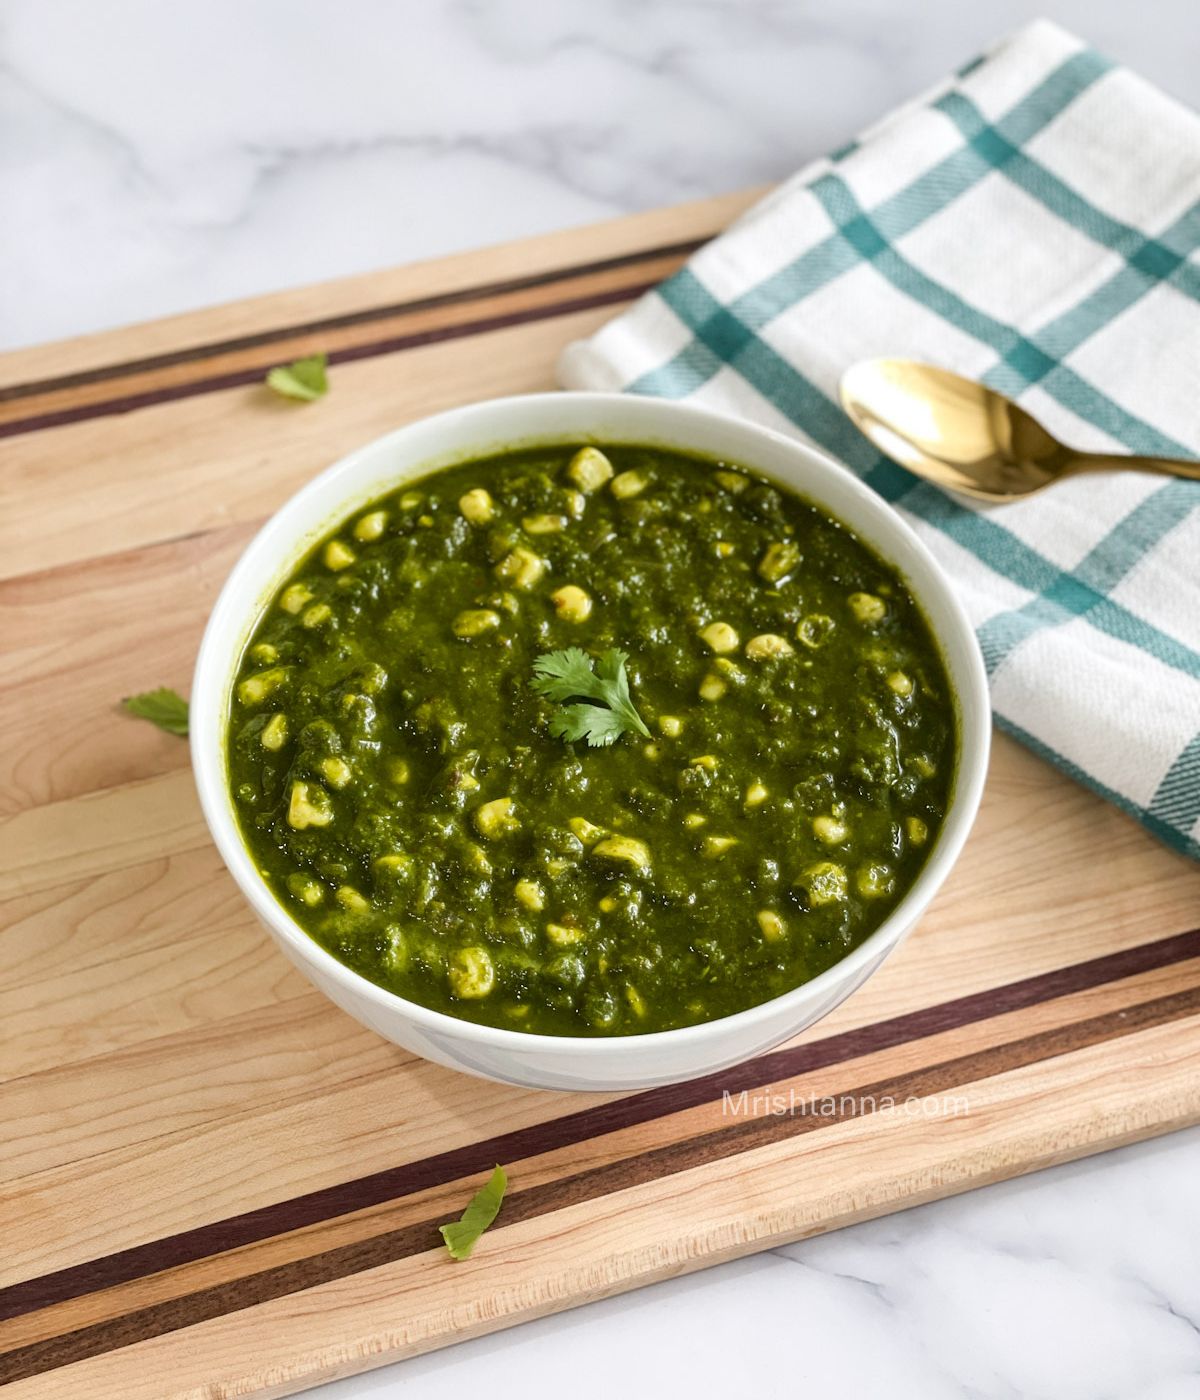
[839,358,1200,502]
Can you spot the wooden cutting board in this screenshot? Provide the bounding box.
[2,189,1199,1400]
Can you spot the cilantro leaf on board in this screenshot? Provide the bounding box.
[265,352,329,402]
[123,688,190,737]
[438,1165,508,1261]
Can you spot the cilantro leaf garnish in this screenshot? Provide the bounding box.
[550,703,629,747]
[123,688,190,737]
[439,1165,508,1261]
[531,647,650,747]
[265,352,329,402]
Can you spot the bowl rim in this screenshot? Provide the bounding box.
[192,391,990,1058]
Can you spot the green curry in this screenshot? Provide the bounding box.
[227,443,955,1036]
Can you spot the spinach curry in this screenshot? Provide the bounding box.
[227,444,955,1036]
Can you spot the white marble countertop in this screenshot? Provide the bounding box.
[8,1,1199,1395]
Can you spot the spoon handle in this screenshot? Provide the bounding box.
[1072,451,1200,484]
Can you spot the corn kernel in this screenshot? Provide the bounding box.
[610,469,648,499]
[473,797,519,839]
[551,584,592,622]
[336,885,370,913]
[238,667,289,706]
[566,446,614,493]
[279,583,313,615]
[323,539,356,572]
[353,510,388,542]
[287,780,332,829]
[515,878,545,912]
[592,834,651,872]
[796,613,835,649]
[453,608,501,638]
[795,861,848,907]
[449,947,495,999]
[301,602,332,629]
[699,672,727,702]
[757,910,786,941]
[260,713,289,751]
[745,633,794,661]
[523,513,568,534]
[813,814,849,845]
[569,816,606,846]
[849,592,887,624]
[625,984,648,1017]
[319,756,353,789]
[700,621,740,654]
[287,873,324,907]
[458,488,494,525]
[546,922,585,946]
[495,546,546,590]
[857,863,895,899]
[757,541,801,583]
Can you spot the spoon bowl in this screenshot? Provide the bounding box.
[839,359,1200,501]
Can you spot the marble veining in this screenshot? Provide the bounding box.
[6,1,1199,1395]
[4,0,1198,349]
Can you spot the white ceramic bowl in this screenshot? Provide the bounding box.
[192,392,989,1091]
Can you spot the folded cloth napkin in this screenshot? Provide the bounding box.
[560,19,1200,861]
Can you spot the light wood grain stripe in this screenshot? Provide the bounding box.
[5,949,1196,1354]
[0,241,697,439]
[0,241,700,404]
[9,1015,1191,1400]
[2,926,1196,1330]
[2,976,1197,1385]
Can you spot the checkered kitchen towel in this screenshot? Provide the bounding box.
[560,19,1200,861]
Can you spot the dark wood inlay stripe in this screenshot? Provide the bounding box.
[3,984,1197,1386]
[0,238,703,404]
[0,282,661,441]
[2,926,1196,1328]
